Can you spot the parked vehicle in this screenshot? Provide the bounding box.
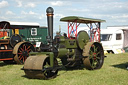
[9,27,48,51]
[0,21,39,64]
[101,26,128,54]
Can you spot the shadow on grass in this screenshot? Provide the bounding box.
[111,62,128,70]
[21,75,42,80]
[0,61,16,67]
[0,62,8,66]
[58,64,86,72]
[21,75,59,80]
[21,65,86,80]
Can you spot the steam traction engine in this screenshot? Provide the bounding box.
[22,7,106,79]
[0,21,39,64]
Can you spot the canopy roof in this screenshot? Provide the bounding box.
[0,21,40,29]
[60,16,106,23]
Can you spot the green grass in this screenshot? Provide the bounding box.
[0,53,128,85]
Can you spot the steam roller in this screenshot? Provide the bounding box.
[22,7,105,79]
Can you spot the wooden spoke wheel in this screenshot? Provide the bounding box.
[23,55,58,79]
[13,42,35,64]
[82,42,104,70]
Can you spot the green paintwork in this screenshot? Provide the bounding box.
[29,51,54,67]
[49,52,54,67]
[60,16,106,23]
[77,31,89,49]
[57,48,75,58]
[59,36,77,49]
[10,27,48,44]
[57,48,68,57]
[65,39,77,48]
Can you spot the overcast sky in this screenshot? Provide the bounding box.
[0,0,128,33]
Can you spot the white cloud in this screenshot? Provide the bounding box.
[39,14,45,19]
[0,1,9,8]
[55,14,65,18]
[15,0,22,7]
[71,8,90,12]
[21,11,27,15]
[50,1,64,6]
[29,11,37,15]
[111,14,128,19]
[25,3,36,8]
[6,11,15,15]
[0,16,7,20]
[122,14,128,18]
[116,20,127,23]
[21,11,37,15]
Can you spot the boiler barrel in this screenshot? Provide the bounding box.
[57,48,75,57]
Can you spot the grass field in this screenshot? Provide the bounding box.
[0,53,128,85]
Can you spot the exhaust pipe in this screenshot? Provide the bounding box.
[46,7,54,42]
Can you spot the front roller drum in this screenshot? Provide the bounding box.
[23,55,58,79]
[82,42,104,70]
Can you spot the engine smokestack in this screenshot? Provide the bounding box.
[46,7,54,42]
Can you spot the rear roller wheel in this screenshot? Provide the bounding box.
[13,42,35,64]
[23,55,58,79]
[82,42,104,70]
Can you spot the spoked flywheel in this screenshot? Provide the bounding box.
[23,55,58,79]
[13,42,35,64]
[82,42,104,70]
